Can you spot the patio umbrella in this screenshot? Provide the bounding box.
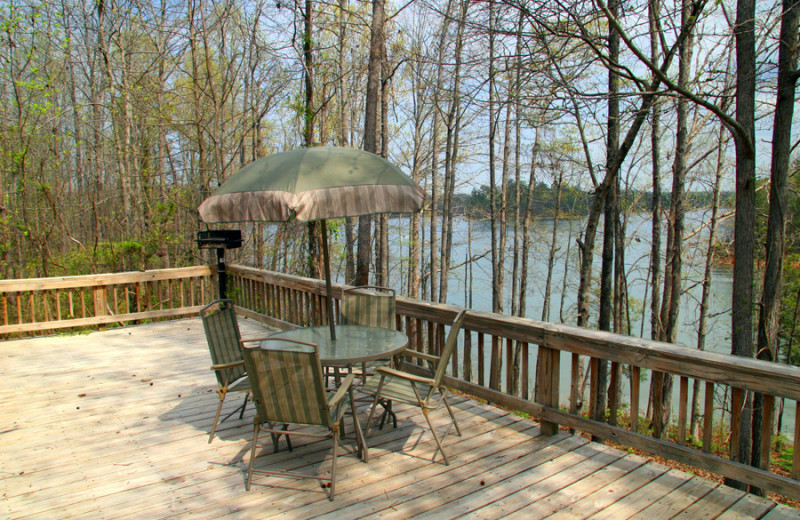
[198,146,425,340]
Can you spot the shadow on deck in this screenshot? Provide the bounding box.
[2,318,797,519]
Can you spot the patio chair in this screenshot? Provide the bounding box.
[201,299,252,443]
[340,285,397,427]
[341,285,396,329]
[240,338,364,500]
[361,309,468,465]
[340,285,397,377]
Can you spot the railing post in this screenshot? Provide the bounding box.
[93,287,108,318]
[538,345,560,436]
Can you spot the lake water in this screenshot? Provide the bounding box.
[262,210,792,436]
[377,211,793,437]
[381,211,733,353]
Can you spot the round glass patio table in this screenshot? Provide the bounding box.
[263,324,408,367]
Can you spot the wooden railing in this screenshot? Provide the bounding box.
[227,264,800,499]
[0,266,215,335]
[2,263,799,498]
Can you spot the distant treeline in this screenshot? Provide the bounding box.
[453,181,735,218]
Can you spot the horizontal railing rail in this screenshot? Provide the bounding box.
[227,264,800,499]
[0,266,215,335]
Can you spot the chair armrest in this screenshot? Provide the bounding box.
[211,360,245,371]
[239,337,275,347]
[328,373,356,409]
[376,366,435,386]
[401,349,440,363]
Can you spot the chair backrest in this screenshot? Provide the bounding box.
[341,286,396,329]
[432,310,468,387]
[201,299,245,386]
[242,339,331,428]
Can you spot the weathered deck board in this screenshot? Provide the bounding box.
[2,319,797,520]
[717,494,787,520]
[764,505,800,520]
[500,451,648,519]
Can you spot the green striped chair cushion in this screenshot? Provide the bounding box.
[244,342,334,428]
[202,301,246,386]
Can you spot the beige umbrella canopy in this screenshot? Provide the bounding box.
[198,146,425,339]
[199,146,424,222]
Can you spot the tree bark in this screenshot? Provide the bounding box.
[302,0,321,279]
[651,0,694,439]
[593,0,620,434]
[439,0,468,302]
[727,0,757,490]
[489,0,501,315]
[648,0,663,344]
[357,0,386,285]
[542,169,563,323]
[337,0,356,284]
[751,0,800,491]
[427,0,455,301]
[691,119,727,439]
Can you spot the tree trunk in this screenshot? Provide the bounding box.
[376,34,390,287]
[542,169,563,323]
[651,0,694,439]
[751,0,800,492]
[593,0,620,435]
[337,0,355,284]
[407,50,428,299]
[511,10,524,318]
[488,0,500,315]
[357,0,386,286]
[302,0,322,279]
[520,131,541,321]
[691,118,728,439]
[439,0,467,302]
[727,0,757,491]
[648,0,663,344]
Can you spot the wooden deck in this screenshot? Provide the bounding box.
[2,319,799,520]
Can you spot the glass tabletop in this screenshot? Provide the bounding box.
[264,324,409,366]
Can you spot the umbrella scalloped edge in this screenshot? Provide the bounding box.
[198,184,425,224]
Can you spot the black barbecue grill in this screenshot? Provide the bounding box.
[197,230,242,298]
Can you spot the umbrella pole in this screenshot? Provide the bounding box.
[320,221,337,340]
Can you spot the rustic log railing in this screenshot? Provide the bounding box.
[227,264,800,499]
[2,263,799,498]
[0,266,215,335]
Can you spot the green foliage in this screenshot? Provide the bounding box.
[772,434,793,473]
[326,219,341,240]
[62,241,150,274]
[142,201,182,258]
[754,178,771,253]
[458,180,591,218]
[226,286,243,303]
[775,165,800,366]
[781,256,800,365]
[457,181,734,219]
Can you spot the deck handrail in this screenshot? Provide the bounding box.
[226,264,800,399]
[2,263,799,498]
[0,266,215,334]
[225,263,800,499]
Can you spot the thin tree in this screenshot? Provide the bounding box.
[650,0,695,439]
[542,161,564,323]
[356,0,386,285]
[337,0,356,284]
[727,0,757,488]
[427,0,456,302]
[438,0,468,302]
[751,0,800,490]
